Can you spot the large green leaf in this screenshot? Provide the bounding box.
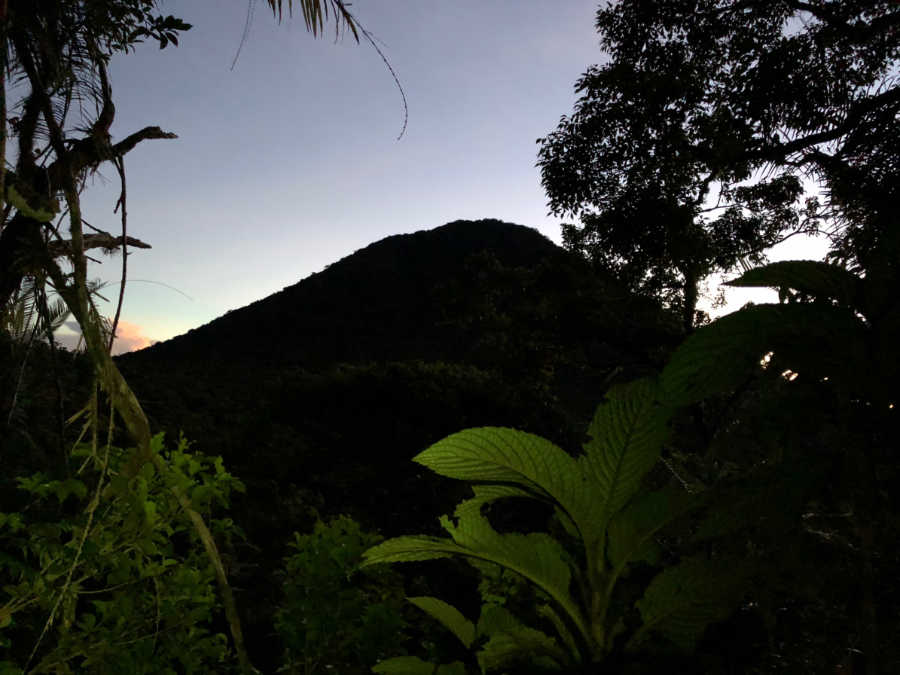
[363,496,591,645]
[441,497,588,641]
[661,303,868,405]
[726,260,861,308]
[361,535,461,566]
[408,597,476,649]
[628,556,748,653]
[414,428,598,559]
[692,459,817,543]
[579,379,671,555]
[606,486,696,573]
[414,427,575,504]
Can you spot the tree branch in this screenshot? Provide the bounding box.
[44,126,178,193]
[763,86,900,165]
[46,232,150,259]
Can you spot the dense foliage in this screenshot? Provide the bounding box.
[0,435,241,673]
[363,380,740,673]
[1,1,897,674]
[538,0,899,329]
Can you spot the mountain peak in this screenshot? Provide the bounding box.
[121,219,566,364]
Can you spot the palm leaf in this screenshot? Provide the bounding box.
[266,0,360,41]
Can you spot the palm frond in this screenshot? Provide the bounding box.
[266,0,360,41]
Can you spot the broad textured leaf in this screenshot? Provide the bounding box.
[415,428,595,557]
[726,260,861,307]
[693,461,816,542]
[363,496,590,643]
[408,596,476,649]
[628,557,748,653]
[439,497,589,642]
[477,604,568,672]
[661,304,868,405]
[466,484,537,509]
[414,427,575,504]
[607,485,696,573]
[361,535,459,566]
[476,603,522,638]
[579,379,671,551]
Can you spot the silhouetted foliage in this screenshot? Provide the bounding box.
[538,0,899,330]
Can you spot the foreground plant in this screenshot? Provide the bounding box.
[362,379,748,673]
[275,515,408,675]
[0,434,243,674]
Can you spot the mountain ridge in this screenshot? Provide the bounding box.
[115,217,679,538]
[120,218,631,369]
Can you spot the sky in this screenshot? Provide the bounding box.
[62,0,826,354]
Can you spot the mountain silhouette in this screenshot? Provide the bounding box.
[116,217,678,539]
[120,219,684,671]
[121,218,674,372]
[126,219,583,366]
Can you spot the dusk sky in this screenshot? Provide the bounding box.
[70,1,825,354]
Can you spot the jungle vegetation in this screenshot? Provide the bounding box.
[1,1,898,674]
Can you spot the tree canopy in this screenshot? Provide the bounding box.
[538,0,899,329]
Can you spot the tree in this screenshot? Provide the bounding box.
[537,0,899,330]
[0,1,374,671]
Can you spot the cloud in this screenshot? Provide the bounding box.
[53,319,155,355]
[110,320,154,355]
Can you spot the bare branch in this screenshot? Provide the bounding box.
[47,232,150,259]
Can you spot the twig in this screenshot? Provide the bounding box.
[108,155,127,353]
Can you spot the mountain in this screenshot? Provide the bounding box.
[120,219,682,672]
[125,218,666,369]
[117,218,679,534]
